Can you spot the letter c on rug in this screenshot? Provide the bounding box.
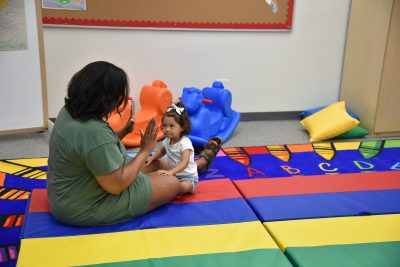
[318,162,338,172]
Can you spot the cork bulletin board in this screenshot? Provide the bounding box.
[42,0,294,30]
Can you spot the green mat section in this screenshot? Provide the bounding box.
[384,139,400,148]
[80,249,293,267]
[285,241,400,267]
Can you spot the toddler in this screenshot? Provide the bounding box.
[146,102,198,194]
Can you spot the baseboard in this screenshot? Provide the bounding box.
[240,111,301,121]
[48,119,54,133]
[49,112,301,124]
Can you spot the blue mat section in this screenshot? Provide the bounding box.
[202,148,400,180]
[2,174,46,191]
[0,228,21,246]
[1,260,17,267]
[248,189,400,221]
[0,200,27,215]
[22,198,258,238]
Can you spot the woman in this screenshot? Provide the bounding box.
[47,61,181,226]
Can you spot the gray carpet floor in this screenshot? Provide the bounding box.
[0,120,399,159]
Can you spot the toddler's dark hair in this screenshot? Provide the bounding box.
[162,101,192,136]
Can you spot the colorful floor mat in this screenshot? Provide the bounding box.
[201,140,400,180]
[1,139,400,266]
[0,158,47,267]
[18,180,291,266]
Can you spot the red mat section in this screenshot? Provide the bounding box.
[28,189,49,212]
[29,178,242,213]
[173,178,241,203]
[234,171,400,198]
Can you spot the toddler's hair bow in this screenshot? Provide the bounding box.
[167,103,184,115]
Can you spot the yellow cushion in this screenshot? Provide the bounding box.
[300,101,359,142]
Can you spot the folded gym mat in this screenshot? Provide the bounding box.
[18,179,293,267]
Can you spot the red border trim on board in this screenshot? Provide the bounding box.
[43,0,294,30]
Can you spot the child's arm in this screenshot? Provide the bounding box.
[145,146,166,166]
[167,149,191,175]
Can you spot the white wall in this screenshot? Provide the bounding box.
[44,0,351,118]
[0,0,45,131]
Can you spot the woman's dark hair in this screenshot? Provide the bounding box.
[162,101,192,136]
[65,61,130,121]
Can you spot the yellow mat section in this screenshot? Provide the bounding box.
[0,159,47,179]
[7,158,48,167]
[0,161,25,175]
[264,214,400,250]
[18,221,277,266]
[333,141,360,150]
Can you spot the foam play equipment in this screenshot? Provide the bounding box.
[300,101,359,142]
[182,81,240,147]
[18,180,292,267]
[108,80,172,147]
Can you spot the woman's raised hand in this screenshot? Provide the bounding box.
[139,117,158,154]
[116,100,135,140]
[125,100,135,133]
